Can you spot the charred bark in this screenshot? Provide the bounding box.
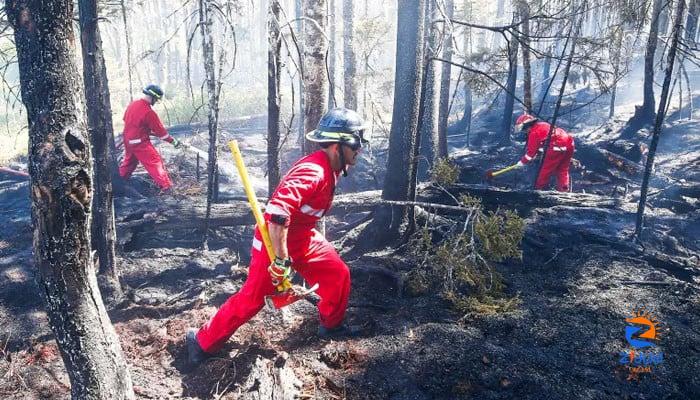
[500,16,519,146]
[268,0,282,194]
[437,0,454,158]
[119,0,134,101]
[328,0,337,108]
[363,0,425,244]
[517,0,532,112]
[7,0,134,397]
[418,0,440,181]
[303,0,328,154]
[623,0,664,136]
[342,0,358,110]
[635,0,687,239]
[79,0,121,301]
[200,0,221,249]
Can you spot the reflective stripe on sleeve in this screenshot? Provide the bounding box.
[524,154,533,161]
[252,238,263,251]
[265,203,289,216]
[128,139,142,144]
[300,204,325,217]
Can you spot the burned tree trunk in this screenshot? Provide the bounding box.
[78,0,121,300]
[418,0,440,181]
[119,0,134,100]
[200,0,221,249]
[609,26,624,118]
[303,0,328,154]
[295,0,306,145]
[342,0,358,110]
[534,2,584,188]
[624,0,664,135]
[363,0,425,243]
[268,0,282,194]
[7,0,134,398]
[328,0,337,108]
[437,0,454,159]
[517,0,532,112]
[635,0,686,239]
[500,17,519,146]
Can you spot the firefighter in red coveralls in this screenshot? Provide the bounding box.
[186,108,369,366]
[513,113,575,192]
[118,84,181,191]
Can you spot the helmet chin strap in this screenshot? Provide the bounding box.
[338,144,348,177]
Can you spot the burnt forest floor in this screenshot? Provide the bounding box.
[1,110,699,399]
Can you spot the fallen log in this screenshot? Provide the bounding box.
[116,184,633,240]
[0,166,29,179]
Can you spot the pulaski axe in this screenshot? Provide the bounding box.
[227,140,319,310]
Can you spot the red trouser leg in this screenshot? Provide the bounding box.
[555,148,574,192]
[132,144,172,190]
[196,246,275,353]
[535,153,561,190]
[118,149,138,179]
[295,230,351,329]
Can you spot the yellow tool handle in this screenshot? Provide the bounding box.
[228,140,275,259]
[492,163,519,177]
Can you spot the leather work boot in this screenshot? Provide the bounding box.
[186,329,210,366]
[317,323,363,339]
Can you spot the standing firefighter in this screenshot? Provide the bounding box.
[118,84,181,191]
[514,113,575,192]
[186,108,368,366]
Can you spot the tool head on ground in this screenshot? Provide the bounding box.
[143,84,164,103]
[485,169,496,180]
[305,108,369,151]
[514,113,538,134]
[264,282,320,310]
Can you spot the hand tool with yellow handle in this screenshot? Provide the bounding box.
[227,140,318,308]
[485,163,520,179]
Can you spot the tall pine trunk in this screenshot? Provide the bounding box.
[303,0,328,153]
[200,0,221,249]
[635,0,686,238]
[119,0,134,100]
[268,0,282,194]
[7,0,134,397]
[418,0,440,181]
[79,0,121,301]
[369,0,425,242]
[501,16,519,146]
[343,0,358,110]
[295,0,306,145]
[437,0,454,159]
[518,0,532,112]
[328,0,337,108]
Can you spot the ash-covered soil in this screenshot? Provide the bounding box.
[1,112,698,399]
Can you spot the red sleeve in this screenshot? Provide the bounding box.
[264,162,324,222]
[145,109,173,143]
[520,123,548,164]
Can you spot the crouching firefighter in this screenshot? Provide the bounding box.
[513,113,575,192]
[118,84,182,191]
[186,108,369,366]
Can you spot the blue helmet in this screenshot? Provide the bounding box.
[142,84,164,100]
[305,108,369,149]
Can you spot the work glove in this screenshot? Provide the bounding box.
[171,138,182,148]
[268,256,293,292]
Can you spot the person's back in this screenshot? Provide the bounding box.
[123,98,155,146]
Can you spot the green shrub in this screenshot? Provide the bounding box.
[408,194,524,316]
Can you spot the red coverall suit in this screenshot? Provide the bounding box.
[520,121,575,192]
[118,99,175,190]
[196,150,350,353]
